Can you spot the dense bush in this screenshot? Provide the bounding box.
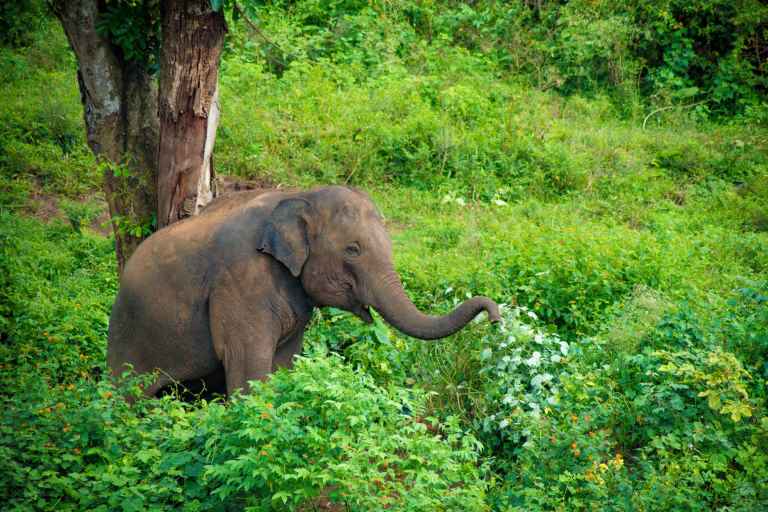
[0,0,47,48]
[2,6,767,511]
[227,0,768,117]
[0,26,97,206]
[3,213,765,510]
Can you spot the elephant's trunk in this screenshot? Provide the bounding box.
[367,269,500,340]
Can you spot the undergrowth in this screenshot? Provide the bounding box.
[1,4,767,511]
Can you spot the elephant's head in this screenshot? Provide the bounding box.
[257,186,500,339]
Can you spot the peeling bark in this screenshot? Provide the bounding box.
[53,0,226,273]
[157,0,226,228]
[52,0,158,273]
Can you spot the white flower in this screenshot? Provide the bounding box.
[531,373,553,387]
[559,341,569,356]
[533,333,545,344]
[525,351,541,367]
[499,419,510,429]
[527,311,538,320]
[480,348,493,360]
[493,199,508,206]
[502,395,518,406]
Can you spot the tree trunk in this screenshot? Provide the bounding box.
[157,0,226,228]
[54,0,227,273]
[53,0,159,273]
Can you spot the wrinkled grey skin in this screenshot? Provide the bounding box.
[108,186,500,396]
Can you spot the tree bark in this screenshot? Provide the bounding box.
[53,0,227,273]
[52,0,159,273]
[157,0,226,228]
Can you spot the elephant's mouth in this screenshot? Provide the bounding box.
[356,305,374,324]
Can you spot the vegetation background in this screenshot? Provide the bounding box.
[1,0,767,510]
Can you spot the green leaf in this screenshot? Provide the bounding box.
[373,319,390,345]
[272,491,291,504]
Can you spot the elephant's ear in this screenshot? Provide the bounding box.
[257,198,313,277]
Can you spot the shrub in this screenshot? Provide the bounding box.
[0,0,47,48]
[204,355,488,511]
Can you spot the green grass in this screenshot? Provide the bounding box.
[0,22,97,207]
[1,11,767,512]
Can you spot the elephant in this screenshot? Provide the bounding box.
[107,186,500,397]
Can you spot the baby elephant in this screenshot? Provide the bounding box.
[108,186,500,396]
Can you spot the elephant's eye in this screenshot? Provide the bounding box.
[345,242,361,257]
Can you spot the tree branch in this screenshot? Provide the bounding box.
[642,99,710,130]
[233,3,288,71]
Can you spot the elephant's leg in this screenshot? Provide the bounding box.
[209,258,311,395]
[273,330,305,371]
[220,334,276,395]
[209,306,278,394]
[209,276,283,395]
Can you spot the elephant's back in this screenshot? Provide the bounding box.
[200,188,282,217]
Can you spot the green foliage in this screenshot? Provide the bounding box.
[656,348,754,422]
[4,6,768,511]
[95,0,161,71]
[475,307,572,456]
[204,356,487,511]
[0,25,98,204]
[0,0,47,48]
[234,0,767,116]
[60,199,103,234]
[468,303,768,510]
[0,215,116,384]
